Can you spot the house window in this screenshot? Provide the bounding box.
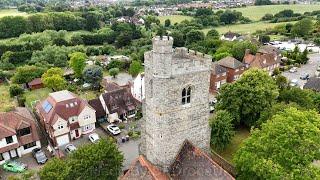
[0,153,3,161]
[182,86,191,105]
[128,110,135,115]
[235,68,239,72]
[82,124,92,132]
[23,142,36,150]
[58,124,64,130]
[17,127,31,136]
[84,115,90,120]
[5,136,13,144]
[234,75,240,80]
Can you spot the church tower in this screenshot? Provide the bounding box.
[141,36,212,172]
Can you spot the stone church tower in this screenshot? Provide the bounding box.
[140,36,212,172]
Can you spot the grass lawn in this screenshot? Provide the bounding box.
[0,9,28,18]
[202,21,294,34]
[217,127,250,163]
[24,88,52,108]
[0,84,17,112]
[78,90,99,100]
[158,15,193,24]
[234,4,320,21]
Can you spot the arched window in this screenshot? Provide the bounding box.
[182,86,191,105]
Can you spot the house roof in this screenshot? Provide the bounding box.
[28,78,42,86]
[88,98,106,118]
[101,87,137,115]
[211,63,227,75]
[223,31,240,39]
[36,90,93,126]
[169,140,235,180]
[304,77,320,92]
[121,155,169,180]
[217,56,244,69]
[258,45,281,55]
[0,107,40,153]
[244,52,281,69]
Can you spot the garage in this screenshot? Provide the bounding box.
[56,134,70,146]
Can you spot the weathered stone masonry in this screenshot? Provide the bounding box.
[140,36,212,172]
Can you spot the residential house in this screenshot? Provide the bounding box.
[27,78,43,90]
[97,87,138,123]
[0,108,41,165]
[210,62,227,92]
[243,46,281,75]
[36,90,96,147]
[304,77,320,92]
[220,31,241,41]
[130,73,145,102]
[217,56,246,83]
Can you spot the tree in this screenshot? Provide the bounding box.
[164,19,171,27]
[275,75,288,90]
[11,65,46,84]
[219,10,241,25]
[210,110,235,151]
[298,48,309,64]
[82,65,103,89]
[9,84,24,97]
[128,61,142,77]
[170,31,185,47]
[40,138,123,180]
[31,45,70,67]
[109,68,119,78]
[69,52,87,78]
[217,69,279,126]
[278,88,316,110]
[259,35,270,44]
[115,32,132,48]
[185,30,205,45]
[206,29,220,39]
[261,13,273,21]
[291,18,313,37]
[42,67,67,91]
[39,158,70,180]
[255,0,272,5]
[0,16,28,38]
[231,41,258,60]
[234,108,320,179]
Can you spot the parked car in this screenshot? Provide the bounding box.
[65,144,77,154]
[289,79,298,87]
[32,148,48,164]
[107,124,121,135]
[289,67,297,73]
[300,73,310,80]
[2,161,27,173]
[88,133,100,143]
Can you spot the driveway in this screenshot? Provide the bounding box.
[282,53,320,88]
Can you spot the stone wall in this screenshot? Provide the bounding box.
[141,36,212,172]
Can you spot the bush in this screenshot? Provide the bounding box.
[9,84,24,97]
[119,124,125,129]
[17,95,26,107]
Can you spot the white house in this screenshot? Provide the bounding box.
[0,108,41,165]
[36,90,96,147]
[220,31,241,41]
[131,73,145,102]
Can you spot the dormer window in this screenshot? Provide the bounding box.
[182,86,191,105]
[5,136,13,144]
[70,103,74,107]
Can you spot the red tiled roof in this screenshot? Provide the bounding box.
[0,143,19,154]
[121,155,169,180]
[28,78,42,86]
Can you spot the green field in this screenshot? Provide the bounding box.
[0,9,28,18]
[203,21,294,34]
[159,15,193,24]
[0,84,17,112]
[218,127,250,163]
[234,4,320,21]
[24,88,52,108]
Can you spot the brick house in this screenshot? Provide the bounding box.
[217,56,246,83]
[210,62,227,92]
[36,90,96,147]
[0,108,41,165]
[243,46,281,75]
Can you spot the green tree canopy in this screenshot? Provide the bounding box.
[217,69,279,126]
[11,65,46,84]
[291,18,313,37]
[231,41,258,60]
[206,29,220,39]
[234,108,320,179]
[210,110,235,151]
[185,30,205,45]
[82,65,103,89]
[128,61,142,77]
[69,52,87,78]
[41,67,66,91]
[109,68,120,78]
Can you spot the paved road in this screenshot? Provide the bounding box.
[282,53,320,88]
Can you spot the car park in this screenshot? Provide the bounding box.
[32,148,48,164]
[289,79,298,87]
[2,161,27,173]
[107,124,121,135]
[289,67,297,73]
[88,133,100,143]
[65,144,77,154]
[300,73,310,80]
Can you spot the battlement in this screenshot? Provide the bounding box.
[152,36,173,53]
[174,47,212,63]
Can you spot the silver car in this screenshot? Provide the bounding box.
[65,144,77,154]
[32,148,48,164]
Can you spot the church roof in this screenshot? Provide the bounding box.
[121,155,169,180]
[169,140,235,180]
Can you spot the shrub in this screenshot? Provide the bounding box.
[9,84,24,97]
[17,95,26,107]
[119,124,125,129]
